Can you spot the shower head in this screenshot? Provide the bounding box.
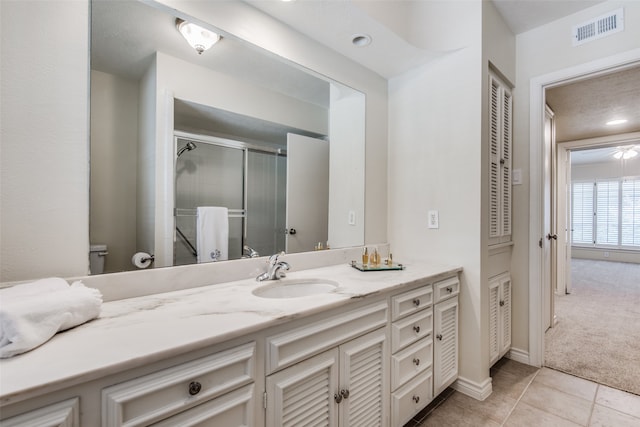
[177,141,197,157]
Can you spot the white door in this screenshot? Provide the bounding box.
[543,106,554,332]
[286,133,329,253]
[556,145,573,295]
[433,298,459,396]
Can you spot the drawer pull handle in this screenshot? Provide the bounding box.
[412,395,420,404]
[436,334,443,340]
[334,393,343,404]
[188,381,202,396]
[413,358,420,366]
[341,389,350,399]
[446,286,453,293]
[413,298,420,307]
[413,325,420,333]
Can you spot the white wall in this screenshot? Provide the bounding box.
[0,1,90,282]
[388,0,486,392]
[513,0,640,353]
[328,86,366,249]
[90,71,139,273]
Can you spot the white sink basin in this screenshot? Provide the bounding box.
[253,279,339,299]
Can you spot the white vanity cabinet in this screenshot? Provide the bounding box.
[101,342,256,426]
[0,397,80,427]
[389,284,434,427]
[489,273,512,366]
[264,301,389,427]
[433,276,460,396]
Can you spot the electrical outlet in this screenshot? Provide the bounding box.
[348,210,356,226]
[428,210,439,229]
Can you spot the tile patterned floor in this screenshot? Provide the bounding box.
[404,358,640,426]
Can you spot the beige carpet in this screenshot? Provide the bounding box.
[545,259,640,396]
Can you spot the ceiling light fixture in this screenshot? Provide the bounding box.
[606,119,628,126]
[613,146,639,160]
[351,34,372,47]
[176,18,220,55]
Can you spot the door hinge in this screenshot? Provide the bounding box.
[263,391,267,409]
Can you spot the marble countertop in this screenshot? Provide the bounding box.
[0,261,461,405]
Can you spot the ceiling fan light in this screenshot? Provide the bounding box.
[176,19,220,54]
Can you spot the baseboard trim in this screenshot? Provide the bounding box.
[507,347,531,365]
[451,376,492,401]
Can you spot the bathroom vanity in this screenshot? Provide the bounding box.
[0,262,460,426]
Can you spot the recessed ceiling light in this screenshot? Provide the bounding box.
[606,119,628,126]
[351,34,372,47]
[176,18,220,55]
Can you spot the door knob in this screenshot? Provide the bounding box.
[546,233,557,240]
[288,228,297,235]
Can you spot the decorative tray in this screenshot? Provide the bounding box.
[350,261,405,271]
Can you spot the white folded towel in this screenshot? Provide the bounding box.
[0,279,102,358]
[196,206,229,263]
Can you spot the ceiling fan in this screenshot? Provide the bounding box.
[613,145,639,160]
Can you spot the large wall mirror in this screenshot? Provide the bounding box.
[90,0,365,274]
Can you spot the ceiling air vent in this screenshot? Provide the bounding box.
[573,8,624,46]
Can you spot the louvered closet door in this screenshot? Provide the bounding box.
[500,277,512,356]
[339,328,389,427]
[488,72,513,241]
[488,279,501,365]
[266,348,339,427]
[489,76,502,239]
[433,298,459,396]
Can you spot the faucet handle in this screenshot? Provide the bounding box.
[268,251,285,264]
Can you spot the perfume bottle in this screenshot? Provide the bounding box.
[362,247,369,266]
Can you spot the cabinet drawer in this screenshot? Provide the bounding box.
[266,301,388,374]
[152,384,254,427]
[102,342,255,427]
[391,285,433,321]
[433,276,459,304]
[391,371,433,427]
[391,307,433,353]
[391,337,433,391]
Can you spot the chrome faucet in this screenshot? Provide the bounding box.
[256,251,290,282]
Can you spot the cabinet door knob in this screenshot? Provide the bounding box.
[341,389,350,399]
[499,300,505,307]
[446,286,453,293]
[412,395,420,404]
[334,393,343,404]
[413,358,420,366]
[413,298,420,307]
[436,334,443,340]
[188,381,202,396]
[413,325,420,333]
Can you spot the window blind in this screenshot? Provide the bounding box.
[572,182,594,244]
[595,180,619,245]
[621,179,640,246]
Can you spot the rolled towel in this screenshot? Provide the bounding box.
[0,280,102,358]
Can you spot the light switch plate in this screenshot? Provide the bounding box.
[513,169,522,185]
[428,210,439,229]
[348,210,356,226]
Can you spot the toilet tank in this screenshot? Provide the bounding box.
[89,244,108,274]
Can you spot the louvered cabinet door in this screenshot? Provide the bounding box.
[433,297,459,396]
[489,279,501,365]
[265,348,339,427]
[499,276,512,357]
[339,328,389,427]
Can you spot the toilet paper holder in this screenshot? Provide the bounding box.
[132,252,155,269]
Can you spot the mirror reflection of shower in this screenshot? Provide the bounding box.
[177,141,196,157]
